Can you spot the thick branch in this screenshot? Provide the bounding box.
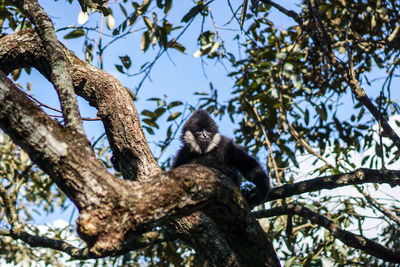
[267,168,400,201]
[254,204,400,263]
[0,29,159,180]
[171,212,241,266]
[16,0,84,135]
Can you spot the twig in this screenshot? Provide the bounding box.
[355,186,400,227]
[23,92,100,121]
[0,180,19,227]
[288,122,333,169]
[49,114,101,121]
[387,21,400,43]
[378,91,386,169]
[250,104,282,186]
[23,91,62,113]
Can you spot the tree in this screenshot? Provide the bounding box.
[0,0,399,266]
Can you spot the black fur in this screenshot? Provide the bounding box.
[172,110,270,207]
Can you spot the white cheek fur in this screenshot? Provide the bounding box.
[183,131,202,153]
[183,131,221,154]
[205,133,221,153]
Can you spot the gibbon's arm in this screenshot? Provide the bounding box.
[228,142,270,207]
[172,147,190,168]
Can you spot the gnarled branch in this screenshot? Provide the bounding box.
[267,168,400,202]
[16,0,84,135]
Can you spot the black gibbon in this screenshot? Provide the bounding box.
[172,110,270,207]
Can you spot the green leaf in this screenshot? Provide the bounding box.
[181,5,203,22]
[119,55,132,69]
[143,16,153,29]
[304,109,309,125]
[209,41,220,54]
[129,12,138,25]
[167,101,183,109]
[164,0,172,14]
[154,107,166,118]
[240,0,248,29]
[193,43,213,57]
[115,64,124,73]
[283,256,297,267]
[119,3,128,17]
[169,41,186,53]
[138,0,151,15]
[143,126,155,135]
[198,31,215,45]
[141,31,150,52]
[85,44,93,62]
[166,125,172,138]
[316,105,327,121]
[141,110,153,118]
[63,29,84,39]
[167,112,182,121]
[106,15,115,30]
[147,97,161,102]
[143,118,159,128]
[194,92,208,95]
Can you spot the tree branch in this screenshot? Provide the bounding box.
[267,168,400,201]
[0,29,159,180]
[0,180,19,228]
[254,204,400,263]
[1,228,176,260]
[15,0,84,135]
[288,123,333,169]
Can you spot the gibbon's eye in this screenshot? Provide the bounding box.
[197,129,211,140]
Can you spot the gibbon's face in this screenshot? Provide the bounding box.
[183,126,221,154]
[181,110,221,154]
[195,127,213,142]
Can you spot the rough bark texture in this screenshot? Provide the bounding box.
[171,212,241,266]
[0,29,159,181]
[0,30,280,266]
[16,0,84,135]
[268,168,400,201]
